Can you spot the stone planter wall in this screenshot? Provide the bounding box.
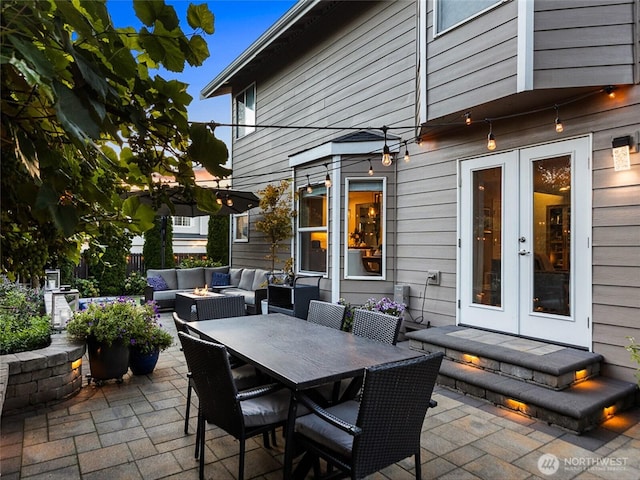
[0,334,86,416]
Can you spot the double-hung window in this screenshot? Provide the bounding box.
[345,178,385,279]
[234,84,255,138]
[298,185,327,274]
[435,0,500,34]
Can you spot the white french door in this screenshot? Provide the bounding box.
[459,137,592,349]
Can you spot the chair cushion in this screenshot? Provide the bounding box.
[252,269,270,291]
[151,289,181,301]
[238,269,255,291]
[147,275,169,291]
[176,268,205,290]
[295,400,359,458]
[147,269,177,290]
[242,389,291,427]
[219,288,255,305]
[229,268,243,287]
[211,272,231,286]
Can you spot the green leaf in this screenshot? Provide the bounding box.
[52,80,101,140]
[133,0,179,30]
[187,4,215,34]
[187,124,231,177]
[7,35,54,81]
[122,197,157,233]
[186,35,210,67]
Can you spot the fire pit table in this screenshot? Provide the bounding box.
[174,291,225,321]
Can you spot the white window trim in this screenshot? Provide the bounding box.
[433,0,503,37]
[297,184,328,276]
[233,212,249,243]
[343,177,387,281]
[234,83,256,139]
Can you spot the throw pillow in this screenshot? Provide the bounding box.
[148,276,169,291]
[211,272,231,286]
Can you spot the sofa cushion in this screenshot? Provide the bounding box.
[152,289,182,302]
[205,266,229,284]
[176,268,206,289]
[229,268,243,287]
[148,276,169,291]
[220,288,256,306]
[147,269,178,290]
[252,269,270,291]
[211,272,231,286]
[238,269,256,291]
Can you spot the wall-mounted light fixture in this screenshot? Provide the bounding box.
[612,135,636,171]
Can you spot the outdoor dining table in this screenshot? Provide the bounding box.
[187,312,425,479]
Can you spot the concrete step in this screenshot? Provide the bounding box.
[437,358,638,434]
[406,325,602,390]
[405,325,639,434]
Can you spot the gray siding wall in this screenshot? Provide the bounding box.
[533,0,637,88]
[227,1,417,286]
[398,85,640,382]
[425,0,519,120]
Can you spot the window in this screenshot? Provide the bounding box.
[233,213,249,242]
[435,0,499,34]
[298,185,327,274]
[172,216,192,227]
[234,84,255,138]
[344,178,385,279]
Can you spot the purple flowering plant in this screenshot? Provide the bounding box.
[67,297,172,353]
[361,297,406,317]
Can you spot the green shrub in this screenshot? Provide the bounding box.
[178,257,223,268]
[0,276,51,354]
[123,272,147,295]
[72,277,100,297]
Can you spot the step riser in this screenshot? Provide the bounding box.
[410,339,600,390]
[436,370,638,434]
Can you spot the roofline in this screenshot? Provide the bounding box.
[200,0,321,99]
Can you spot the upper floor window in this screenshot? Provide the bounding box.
[234,84,255,138]
[233,212,249,242]
[435,0,499,34]
[172,216,192,227]
[344,178,385,279]
[298,184,327,275]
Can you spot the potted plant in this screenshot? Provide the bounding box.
[128,304,173,375]
[255,180,296,278]
[361,297,406,317]
[66,297,170,383]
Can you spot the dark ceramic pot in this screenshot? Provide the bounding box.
[86,336,130,383]
[129,348,160,375]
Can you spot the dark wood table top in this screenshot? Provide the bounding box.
[188,313,423,391]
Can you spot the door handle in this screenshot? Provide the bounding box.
[519,250,531,256]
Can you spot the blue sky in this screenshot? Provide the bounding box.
[108,0,296,146]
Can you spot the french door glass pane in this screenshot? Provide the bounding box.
[532,156,571,316]
[472,167,502,307]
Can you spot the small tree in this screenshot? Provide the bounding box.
[85,223,132,295]
[143,217,175,270]
[255,180,295,272]
[207,215,229,264]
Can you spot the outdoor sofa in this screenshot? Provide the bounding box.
[144,266,269,314]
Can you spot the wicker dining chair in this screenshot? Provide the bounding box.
[172,312,259,437]
[196,294,246,320]
[291,352,444,480]
[178,332,292,480]
[352,308,402,345]
[307,300,346,330]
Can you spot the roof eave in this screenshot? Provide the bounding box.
[200,0,322,99]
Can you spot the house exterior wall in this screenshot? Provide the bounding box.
[204,0,639,383]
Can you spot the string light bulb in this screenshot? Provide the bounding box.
[554,106,564,133]
[381,126,392,166]
[306,175,313,193]
[487,122,496,151]
[368,159,374,176]
[324,164,332,188]
[215,191,223,205]
[464,112,472,126]
[605,85,616,98]
[403,141,410,163]
[225,195,233,207]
